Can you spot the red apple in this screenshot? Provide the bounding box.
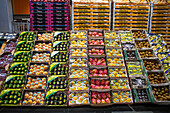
[89,32,92,36]
[98,53,102,55]
[92,48,95,52]
[92,98,96,104]
[95,86,100,89]
[106,98,111,103]
[93,69,98,73]
[98,74,102,76]
[103,74,107,76]
[96,80,100,86]
[106,92,111,98]
[91,79,95,84]
[97,93,101,99]
[99,70,103,74]
[101,99,106,103]
[105,80,110,86]
[92,92,97,98]
[95,49,99,53]
[102,62,106,65]
[100,50,104,54]
[89,70,93,74]
[97,99,101,104]
[93,73,98,76]
[91,84,96,89]
[103,69,107,74]
[94,58,98,62]
[98,33,102,36]
[93,32,97,36]
[101,93,106,99]
[89,58,93,62]
[105,85,110,89]
[100,85,104,89]
[101,80,105,85]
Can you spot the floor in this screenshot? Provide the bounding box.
[0,104,170,113]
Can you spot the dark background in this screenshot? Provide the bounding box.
[0,104,170,113]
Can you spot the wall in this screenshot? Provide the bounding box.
[12,0,30,15]
[0,0,13,32]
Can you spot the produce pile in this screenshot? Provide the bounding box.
[0,30,169,106]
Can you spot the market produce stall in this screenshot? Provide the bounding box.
[0,30,169,106]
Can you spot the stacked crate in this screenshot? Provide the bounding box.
[73,1,111,30]
[113,0,149,31]
[150,1,170,48]
[30,0,69,31]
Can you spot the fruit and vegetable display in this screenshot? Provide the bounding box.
[126,62,143,77]
[46,90,67,106]
[105,39,120,48]
[133,89,151,103]
[3,40,17,53]
[105,31,119,39]
[139,49,155,58]
[2,33,18,40]
[28,63,49,76]
[49,63,68,75]
[147,72,168,84]
[132,30,146,39]
[19,32,36,41]
[130,76,147,88]
[26,77,47,89]
[119,31,133,43]
[0,90,22,105]
[53,41,69,51]
[90,79,110,89]
[13,52,31,62]
[106,48,122,57]
[0,54,13,68]
[54,32,70,41]
[124,50,139,60]
[70,68,88,79]
[122,43,136,50]
[89,68,108,77]
[22,90,45,105]
[151,85,170,101]
[31,52,50,62]
[112,90,133,103]
[9,63,28,75]
[89,58,106,66]
[135,40,151,49]
[16,41,34,52]
[37,33,53,41]
[109,68,127,78]
[34,42,52,51]
[143,59,162,70]
[71,31,87,40]
[47,76,68,89]
[69,92,89,105]
[51,51,69,62]
[71,40,87,48]
[70,48,87,57]
[4,75,25,89]
[0,30,169,107]
[91,91,111,105]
